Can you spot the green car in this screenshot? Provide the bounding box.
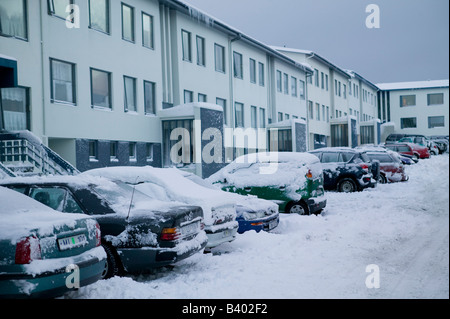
[207,152,327,215]
[0,186,106,299]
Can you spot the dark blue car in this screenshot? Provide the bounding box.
[309,147,378,193]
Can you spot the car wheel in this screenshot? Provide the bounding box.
[378,173,387,184]
[338,178,357,193]
[101,243,123,279]
[286,201,309,215]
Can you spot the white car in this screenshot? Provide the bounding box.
[81,167,239,249]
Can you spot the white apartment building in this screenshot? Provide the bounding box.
[0,0,311,177]
[272,47,379,149]
[377,80,449,140]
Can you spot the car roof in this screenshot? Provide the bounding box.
[309,147,362,153]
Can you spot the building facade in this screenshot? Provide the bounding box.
[0,0,311,177]
[377,80,449,140]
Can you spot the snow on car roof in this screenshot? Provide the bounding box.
[0,186,86,242]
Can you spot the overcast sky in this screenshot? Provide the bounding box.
[184,0,449,84]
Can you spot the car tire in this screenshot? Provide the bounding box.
[378,173,387,184]
[101,243,123,279]
[337,178,357,193]
[285,201,309,215]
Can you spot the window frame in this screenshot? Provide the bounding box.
[144,80,156,115]
[123,75,137,113]
[214,43,225,73]
[90,67,112,109]
[0,0,28,40]
[233,51,243,79]
[88,0,110,34]
[50,58,77,105]
[142,12,154,49]
[182,30,192,62]
[121,2,135,43]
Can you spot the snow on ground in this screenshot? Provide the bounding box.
[67,154,449,299]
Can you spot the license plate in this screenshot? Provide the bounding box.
[58,234,87,251]
[181,222,199,237]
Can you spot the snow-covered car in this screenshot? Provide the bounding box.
[207,152,327,215]
[364,151,408,183]
[309,147,378,193]
[177,170,280,234]
[426,140,440,156]
[0,176,207,278]
[0,186,106,298]
[81,168,239,248]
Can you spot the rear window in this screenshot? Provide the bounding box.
[367,153,393,163]
[339,152,354,162]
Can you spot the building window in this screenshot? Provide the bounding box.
[308,101,313,119]
[326,106,329,122]
[343,84,347,99]
[198,93,207,102]
[283,73,289,95]
[122,3,135,42]
[216,98,227,125]
[0,0,28,40]
[0,87,30,131]
[314,69,319,87]
[142,12,154,49]
[48,0,73,19]
[258,62,265,86]
[124,76,137,112]
[325,74,329,91]
[428,116,445,128]
[88,140,98,161]
[214,44,225,73]
[400,95,416,107]
[276,70,282,92]
[401,117,417,129]
[163,120,194,167]
[233,52,243,79]
[427,93,444,105]
[184,90,193,103]
[144,81,155,115]
[331,123,348,147]
[89,0,109,34]
[249,59,256,83]
[110,141,118,161]
[322,105,325,122]
[316,103,320,121]
[90,68,111,109]
[251,106,257,128]
[321,72,324,89]
[273,129,292,152]
[291,76,297,97]
[50,58,76,104]
[196,36,205,66]
[181,30,192,62]
[259,108,266,128]
[129,142,137,161]
[299,80,305,99]
[235,102,244,127]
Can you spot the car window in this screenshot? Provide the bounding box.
[339,152,354,162]
[367,153,392,163]
[321,152,339,163]
[63,192,84,214]
[9,187,27,194]
[30,187,66,211]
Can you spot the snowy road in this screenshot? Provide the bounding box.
[67,154,449,299]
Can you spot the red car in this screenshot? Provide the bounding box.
[385,143,429,160]
[365,151,408,183]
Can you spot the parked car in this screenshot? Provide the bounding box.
[81,167,240,247]
[394,142,430,160]
[179,170,280,234]
[384,143,419,163]
[426,140,440,155]
[207,152,327,215]
[364,151,408,183]
[0,176,207,279]
[0,186,106,298]
[428,136,449,154]
[309,147,378,193]
[398,136,427,147]
[385,133,426,143]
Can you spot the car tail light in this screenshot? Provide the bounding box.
[15,236,42,264]
[95,222,102,247]
[306,169,313,179]
[160,227,181,241]
[359,164,369,172]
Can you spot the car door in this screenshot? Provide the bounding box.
[318,152,342,189]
